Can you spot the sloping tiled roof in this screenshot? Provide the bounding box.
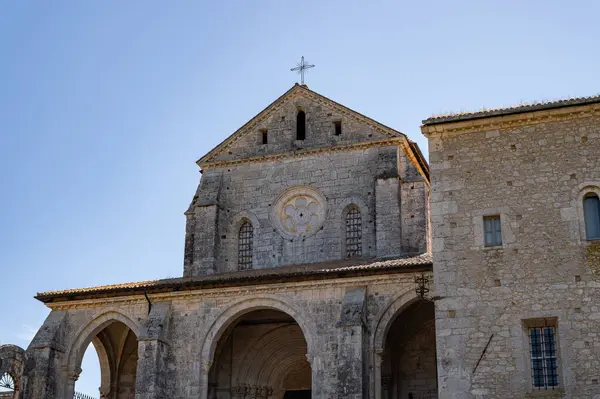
[35,253,432,303]
[422,94,600,126]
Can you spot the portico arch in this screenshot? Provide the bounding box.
[372,290,437,399]
[200,295,315,364]
[371,288,433,399]
[0,344,26,399]
[64,310,143,399]
[199,295,315,399]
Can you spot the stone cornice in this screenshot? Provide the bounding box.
[421,102,600,137]
[44,272,421,311]
[201,137,405,169]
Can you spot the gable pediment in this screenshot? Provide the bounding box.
[197,84,409,167]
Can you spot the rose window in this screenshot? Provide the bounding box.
[271,186,327,239]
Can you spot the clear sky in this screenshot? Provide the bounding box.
[1,1,598,395]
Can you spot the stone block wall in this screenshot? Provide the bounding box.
[424,109,600,398]
[25,271,431,399]
[185,144,427,276]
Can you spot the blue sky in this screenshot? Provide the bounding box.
[1,1,598,395]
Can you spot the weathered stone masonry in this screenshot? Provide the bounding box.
[4,84,435,399]
[422,98,600,399]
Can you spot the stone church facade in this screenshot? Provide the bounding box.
[1,85,599,399]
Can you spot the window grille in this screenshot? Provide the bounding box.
[238,222,253,270]
[345,208,362,257]
[483,215,502,247]
[583,193,600,240]
[0,372,14,390]
[529,327,559,390]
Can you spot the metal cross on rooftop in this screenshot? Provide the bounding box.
[290,56,315,85]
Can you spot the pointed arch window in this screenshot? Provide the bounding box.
[345,207,362,257]
[238,221,253,270]
[584,193,600,240]
[296,110,306,140]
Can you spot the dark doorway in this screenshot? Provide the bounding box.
[284,390,311,399]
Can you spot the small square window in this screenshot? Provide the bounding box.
[334,121,342,136]
[483,215,502,247]
[529,327,559,390]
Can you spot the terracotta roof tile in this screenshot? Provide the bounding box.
[422,94,600,126]
[36,253,432,302]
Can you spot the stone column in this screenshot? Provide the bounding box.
[135,339,170,399]
[373,349,384,399]
[375,178,402,258]
[62,365,81,399]
[23,311,68,399]
[135,302,172,399]
[23,345,66,398]
[335,287,367,399]
[199,360,214,399]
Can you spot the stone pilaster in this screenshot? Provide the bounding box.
[135,302,172,399]
[375,177,402,258]
[335,287,367,399]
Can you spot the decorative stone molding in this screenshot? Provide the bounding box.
[45,275,420,311]
[270,186,327,240]
[199,294,316,368]
[66,309,144,369]
[421,102,600,137]
[371,287,420,352]
[572,182,600,244]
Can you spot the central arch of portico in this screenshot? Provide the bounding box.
[199,296,315,399]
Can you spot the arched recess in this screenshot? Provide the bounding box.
[371,289,426,399]
[227,211,261,272]
[199,296,315,399]
[337,197,371,258]
[572,182,600,242]
[372,291,437,399]
[64,310,143,399]
[0,344,26,398]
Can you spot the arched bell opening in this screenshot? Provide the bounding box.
[73,320,139,399]
[209,309,311,399]
[381,299,437,399]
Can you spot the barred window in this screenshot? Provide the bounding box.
[345,208,362,257]
[529,327,559,390]
[238,221,253,270]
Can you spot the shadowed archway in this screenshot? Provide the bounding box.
[71,319,140,399]
[208,309,311,399]
[381,299,437,399]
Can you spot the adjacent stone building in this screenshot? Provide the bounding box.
[422,97,600,399]
[1,84,435,399]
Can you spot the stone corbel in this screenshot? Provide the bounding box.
[63,365,82,383]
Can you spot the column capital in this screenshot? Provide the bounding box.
[63,365,82,382]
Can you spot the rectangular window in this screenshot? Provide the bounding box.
[529,327,559,390]
[334,121,342,136]
[261,129,268,145]
[483,215,502,247]
[583,194,600,240]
